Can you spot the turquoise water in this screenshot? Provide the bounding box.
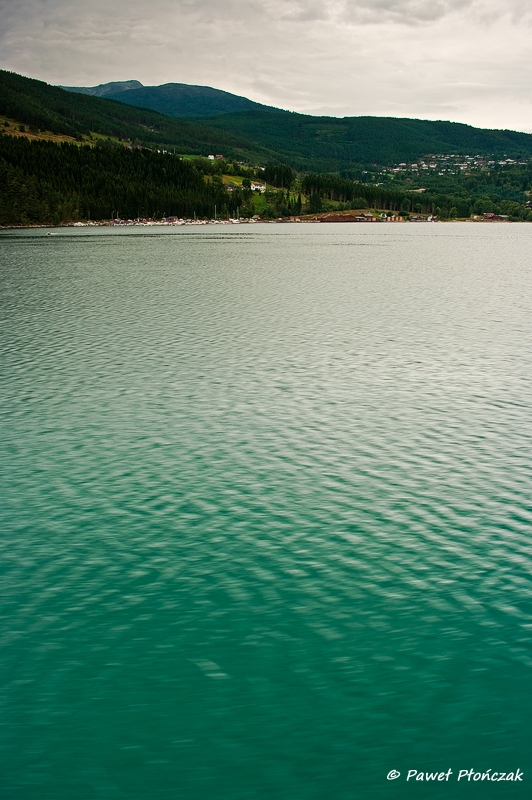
[1,224,531,799]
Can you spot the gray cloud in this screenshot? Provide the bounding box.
[0,0,531,131]
[342,0,471,23]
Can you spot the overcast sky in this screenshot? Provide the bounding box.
[1,0,531,131]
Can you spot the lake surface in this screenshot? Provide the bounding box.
[1,224,531,799]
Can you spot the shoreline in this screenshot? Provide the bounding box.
[0,217,521,231]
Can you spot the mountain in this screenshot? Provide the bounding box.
[2,71,531,226]
[205,110,532,170]
[56,77,532,168]
[60,80,143,98]
[61,81,275,118]
[0,70,274,162]
[3,70,532,172]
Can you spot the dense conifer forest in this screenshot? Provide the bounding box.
[0,137,246,225]
[203,112,532,171]
[1,134,531,225]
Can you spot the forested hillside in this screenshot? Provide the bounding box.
[1,70,531,226]
[4,71,532,175]
[301,172,532,221]
[0,137,246,225]
[0,71,272,161]
[62,76,532,168]
[3,133,530,226]
[207,111,532,171]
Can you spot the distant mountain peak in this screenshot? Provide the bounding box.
[58,79,277,118]
[60,80,143,98]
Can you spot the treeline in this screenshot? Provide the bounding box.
[301,172,532,220]
[263,163,294,188]
[379,164,532,218]
[302,173,417,212]
[2,136,530,226]
[0,137,246,225]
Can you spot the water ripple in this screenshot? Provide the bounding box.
[1,224,532,799]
